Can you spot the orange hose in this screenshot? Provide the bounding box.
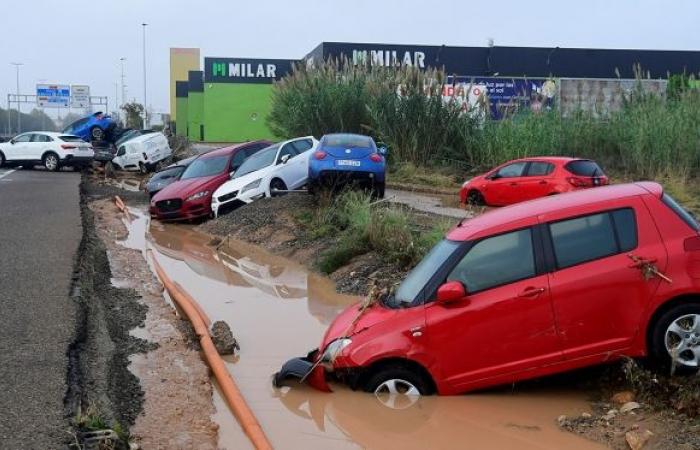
[173,280,212,328]
[148,251,273,450]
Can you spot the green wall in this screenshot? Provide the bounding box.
[187,91,204,141]
[202,83,275,142]
[175,97,188,137]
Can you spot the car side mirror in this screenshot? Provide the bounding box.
[10,139,15,145]
[117,147,126,157]
[486,173,500,180]
[229,171,236,179]
[280,154,290,164]
[378,146,387,155]
[436,281,467,305]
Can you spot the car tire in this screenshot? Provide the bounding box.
[90,126,104,141]
[364,364,432,405]
[0,152,4,168]
[467,190,485,206]
[43,153,60,172]
[373,182,385,199]
[649,303,700,375]
[270,178,287,197]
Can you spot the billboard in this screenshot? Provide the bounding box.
[36,84,70,108]
[70,85,90,108]
[205,57,295,84]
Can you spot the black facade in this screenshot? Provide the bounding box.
[175,81,189,98]
[187,71,204,92]
[306,42,700,79]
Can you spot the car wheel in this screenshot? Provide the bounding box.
[373,182,385,199]
[90,126,104,141]
[139,162,148,174]
[364,364,431,409]
[270,178,287,196]
[467,190,485,206]
[650,303,700,375]
[43,153,60,172]
[0,152,4,167]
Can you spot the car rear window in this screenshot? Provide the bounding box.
[323,135,372,148]
[59,135,84,143]
[564,160,604,177]
[662,194,700,231]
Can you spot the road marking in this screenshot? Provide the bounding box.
[0,169,16,180]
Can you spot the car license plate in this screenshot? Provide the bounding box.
[337,160,361,167]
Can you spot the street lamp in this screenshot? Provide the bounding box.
[10,62,23,133]
[119,57,127,121]
[142,23,148,128]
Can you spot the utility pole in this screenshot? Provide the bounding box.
[142,23,148,129]
[120,57,127,119]
[10,62,23,133]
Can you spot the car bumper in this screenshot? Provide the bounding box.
[212,189,265,217]
[312,169,384,187]
[149,199,212,221]
[62,155,94,167]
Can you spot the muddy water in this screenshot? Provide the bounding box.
[131,216,605,450]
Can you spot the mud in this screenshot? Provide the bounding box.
[87,198,218,449]
[143,218,604,450]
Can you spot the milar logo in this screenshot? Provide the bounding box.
[212,61,278,79]
[352,50,426,68]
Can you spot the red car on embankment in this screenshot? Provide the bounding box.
[150,141,271,221]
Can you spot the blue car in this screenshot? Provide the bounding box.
[62,112,116,142]
[308,133,387,198]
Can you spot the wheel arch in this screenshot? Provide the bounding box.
[41,150,60,161]
[357,357,437,395]
[645,294,700,352]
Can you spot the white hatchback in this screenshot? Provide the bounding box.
[0,131,94,171]
[211,136,318,217]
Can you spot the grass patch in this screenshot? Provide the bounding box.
[389,162,462,189]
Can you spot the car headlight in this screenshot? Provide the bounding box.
[241,178,262,194]
[320,338,352,365]
[186,190,209,201]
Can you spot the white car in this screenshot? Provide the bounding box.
[111,132,172,173]
[211,136,318,216]
[0,131,94,171]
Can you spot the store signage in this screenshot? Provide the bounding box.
[205,57,295,84]
[352,49,426,68]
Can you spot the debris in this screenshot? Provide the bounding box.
[612,391,636,405]
[620,402,642,414]
[210,321,240,355]
[581,412,592,419]
[104,161,116,178]
[625,429,653,450]
[602,409,618,421]
[557,415,568,426]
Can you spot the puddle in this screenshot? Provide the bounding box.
[131,217,604,450]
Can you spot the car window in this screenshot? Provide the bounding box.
[292,139,313,153]
[14,134,32,143]
[496,162,527,178]
[549,209,637,269]
[31,134,52,143]
[277,143,297,164]
[323,134,372,148]
[526,162,554,176]
[62,117,89,133]
[448,229,536,293]
[230,150,248,170]
[565,160,604,177]
[234,144,280,178]
[180,155,229,179]
[152,167,183,182]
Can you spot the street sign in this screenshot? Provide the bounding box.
[36,84,70,108]
[71,85,90,108]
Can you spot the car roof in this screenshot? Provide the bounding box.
[508,156,583,164]
[202,140,273,158]
[20,131,68,137]
[447,182,662,241]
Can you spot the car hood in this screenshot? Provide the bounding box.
[152,176,219,201]
[322,146,374,159]
[215,166,273,196]
[320,302,401,349]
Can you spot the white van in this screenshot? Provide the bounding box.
[111,132,173,172]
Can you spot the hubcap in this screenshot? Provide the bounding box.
[665,313,700,367]
[45,156,58,170]
[373,378,420,410]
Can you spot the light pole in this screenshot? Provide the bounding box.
[119,57,127,121]
[10,62,23,133]
[142,23,148,129]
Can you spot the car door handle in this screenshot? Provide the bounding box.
[518,287,546,298]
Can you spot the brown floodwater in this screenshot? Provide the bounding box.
[126,211,605,450]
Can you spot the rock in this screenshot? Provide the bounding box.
[581,412,592,419]
[612,391,636,405]
[620,402,642,414]
[625,429,654,450]
[210,321,239,355]
[557,415,568,426]
[602,410,618,421]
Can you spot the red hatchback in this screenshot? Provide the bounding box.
[276,182,700,397]
[459,157,608,206]
[150,141,271,221]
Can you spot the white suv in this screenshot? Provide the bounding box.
[0,132,94,171]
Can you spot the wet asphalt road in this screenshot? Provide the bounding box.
[0,168,82,449]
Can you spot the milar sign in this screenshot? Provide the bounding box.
[204,57,295,84]
[352,49,426,68]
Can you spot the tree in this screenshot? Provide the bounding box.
[121,102,145,129]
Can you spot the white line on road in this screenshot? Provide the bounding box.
[0,169,16,180]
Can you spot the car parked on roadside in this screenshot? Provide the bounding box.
[111,132,173,173]
[308,133,387,198]
[61,112,116,142]
[144,155,198,198]
[0,131,93,171]
[211,136,318,217]
[459,157,608,207]
[276,182,700,398]
[150,141,271,221]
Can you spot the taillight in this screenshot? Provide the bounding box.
[61,144,77,150]
[314,151,327,160]
[684,236,700,251]
[369,153,383,163]
[143,152,149,160]
[567,177,587,187]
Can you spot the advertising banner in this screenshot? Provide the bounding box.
[70,85,90,108]
[205,57,295,84]
[36,84,70,108]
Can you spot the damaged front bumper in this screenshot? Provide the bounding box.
[273,350,332,392]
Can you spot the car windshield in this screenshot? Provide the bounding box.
[388,239,461,308]
[233,145,279,178]
[180,155,229,179]
[323,134,372,148]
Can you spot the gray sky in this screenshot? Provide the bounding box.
[1,0,698,120]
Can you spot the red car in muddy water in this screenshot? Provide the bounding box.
[150,141,271,221]
[276,182,700,397]
[459,157,608,206]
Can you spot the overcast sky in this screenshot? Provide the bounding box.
[1,0,698,119]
